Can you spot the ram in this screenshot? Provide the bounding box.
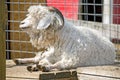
[14,5,116,72]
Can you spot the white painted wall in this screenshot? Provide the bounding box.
[103,0,111,24]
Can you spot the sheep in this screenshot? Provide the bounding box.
[14,5,116,72]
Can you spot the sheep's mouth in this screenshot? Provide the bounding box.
[20,26,30,30]
[21,27,29,29]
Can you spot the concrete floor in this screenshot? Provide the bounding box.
[6,60,120,80]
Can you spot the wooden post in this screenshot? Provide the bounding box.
[0,0,7,80]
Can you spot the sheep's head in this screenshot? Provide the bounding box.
[20,5,64,31]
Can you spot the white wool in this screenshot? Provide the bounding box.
[53,20,116,67]
[20,5,116,70]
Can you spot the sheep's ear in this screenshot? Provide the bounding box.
[37,6,64,30]
[48,7,64,30]
[37,13,55,30]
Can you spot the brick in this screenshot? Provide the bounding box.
[39,72,55,80]
[39,70,78,80]
[55,71,71,79]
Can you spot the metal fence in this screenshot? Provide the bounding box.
[5,0,120,60]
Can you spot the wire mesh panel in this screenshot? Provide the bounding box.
[5,0,46,59]
[5,0,120,60]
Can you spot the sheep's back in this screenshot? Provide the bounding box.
[56,21,116,66]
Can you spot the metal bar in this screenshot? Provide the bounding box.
[6,40,30,43]
[7,11,27,13]
[5,30,24,32]
[93,0,96,21]
[6,50,36,54]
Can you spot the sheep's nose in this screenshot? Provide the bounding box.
[20,22,25,25]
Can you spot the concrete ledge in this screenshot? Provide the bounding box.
[6,60,120,80]
[39,70,78,80]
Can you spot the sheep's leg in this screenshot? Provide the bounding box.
[27,64,49,72]
[13,52,43,65]
[38,60,68,72]
[13,58,38,65]
[27,58,50,71]
[27,64,40,72]
[37,63,60,72]
[26,58,52,72]
[40,59,76,72]
[27,57,59,72]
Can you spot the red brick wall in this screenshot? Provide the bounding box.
[47,0,79,20]
[113,0,120,24]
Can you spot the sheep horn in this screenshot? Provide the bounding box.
[48,7,64,27]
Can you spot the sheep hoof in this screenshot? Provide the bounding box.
[37,65,50,72]
[27,65,39,72]
[13,59,21,65]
